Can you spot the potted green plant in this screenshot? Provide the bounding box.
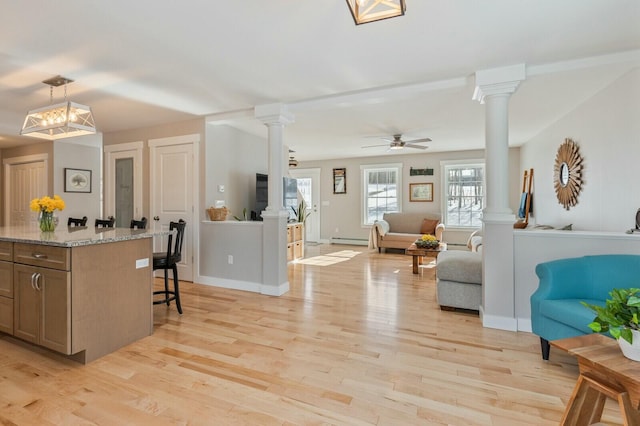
[291,199,311,224]
[582,288,640,360]
[233,207,248,221]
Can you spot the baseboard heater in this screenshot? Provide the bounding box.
[330,237,368,246]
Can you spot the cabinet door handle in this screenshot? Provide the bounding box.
[34,273,42,291]
[32,253,48,259]
[30,272,36,290]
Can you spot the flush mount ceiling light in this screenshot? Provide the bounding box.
[21,75,96,140]
[346,0,406,25]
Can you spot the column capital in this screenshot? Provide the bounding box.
[255,103,295,126]
[472,64,526,103]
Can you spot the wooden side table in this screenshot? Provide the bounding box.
[405,242,447,274]
[551,334,640,425]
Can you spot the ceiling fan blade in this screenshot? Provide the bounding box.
[404,143,429,150]
[362,143,390,149]
[405,137,432,144]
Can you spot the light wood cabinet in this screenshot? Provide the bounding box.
[0,242,14,334]
[14,264,70,353]
[287,223,304,262]
[0,230,155,364]
[13,244,71,354]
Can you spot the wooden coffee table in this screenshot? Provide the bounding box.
[405,242,447,274]
[551,334,640,425]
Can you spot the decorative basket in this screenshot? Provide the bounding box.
[207,207,228,221]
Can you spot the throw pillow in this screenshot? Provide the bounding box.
[420,218,439,235]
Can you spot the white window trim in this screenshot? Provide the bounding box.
[360,162,403,226]
[440,159,485,229]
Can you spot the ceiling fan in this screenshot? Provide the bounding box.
[362,134,432,151]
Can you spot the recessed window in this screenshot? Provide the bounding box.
[361,163,403,225]
[442,162,485,228]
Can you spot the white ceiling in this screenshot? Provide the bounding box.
[0,1,638,160]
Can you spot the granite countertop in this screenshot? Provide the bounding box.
[0,225,171,247]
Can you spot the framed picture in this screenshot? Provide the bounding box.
[409,182,433,202]
[333,168,346,194]
[64,168,92,193]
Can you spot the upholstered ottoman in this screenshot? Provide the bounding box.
[436,250,482,311]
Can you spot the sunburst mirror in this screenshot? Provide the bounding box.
[554,138,583,210]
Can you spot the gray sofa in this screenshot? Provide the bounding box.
[436,250,482,311]
[371,212,444,252]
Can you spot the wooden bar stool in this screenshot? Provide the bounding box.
[153,220,186,314]
[130,217,147,229]
[68,216,88,227]
[95,217,115,228]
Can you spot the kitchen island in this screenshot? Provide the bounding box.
[0,226,163,364]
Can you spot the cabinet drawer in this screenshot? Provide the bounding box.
[14,243,70,271]
[294,241,303,259]
[0,296,12,335]
[0,261,13,298]
[293,224,303,241]
[0,241,12,262]
[287,243,294,261]
[287,226,293,243]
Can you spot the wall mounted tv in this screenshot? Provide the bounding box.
[254,173,298,221]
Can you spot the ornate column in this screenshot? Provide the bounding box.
[255,103,294,296]
[473,64,525,330]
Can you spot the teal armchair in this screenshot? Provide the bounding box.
[531,254,640,360]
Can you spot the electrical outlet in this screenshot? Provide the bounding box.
[135,258,149,269]
[228,255,233,264]
[335,227,339,233]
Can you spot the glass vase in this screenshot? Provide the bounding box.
[38,211,57,232]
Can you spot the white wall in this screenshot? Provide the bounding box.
[199,221,264,289]
[53,134,102,225]
[205,124,268,220]
[520,68,640,231]
[514,68,640,330]
[299,148,521,245]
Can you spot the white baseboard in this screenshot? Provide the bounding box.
[481,312,518,331]
[517,318,532,333]
[195,275,289,296]
[261,281,289,296]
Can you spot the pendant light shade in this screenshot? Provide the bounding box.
[20,76,96,140]
[346,0,406,25]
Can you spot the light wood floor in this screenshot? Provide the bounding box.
[0,244,626,425]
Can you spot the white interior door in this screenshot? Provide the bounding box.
[289,168,320,242]
[149,135,199,282]
[3,154,48,227]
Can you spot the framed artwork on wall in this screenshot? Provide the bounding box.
[409,182,433,202]
[64,168,92,193]
[333,168,346,194]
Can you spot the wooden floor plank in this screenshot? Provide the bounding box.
[0,244,626,425]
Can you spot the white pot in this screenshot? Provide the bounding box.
[617,329,640,361]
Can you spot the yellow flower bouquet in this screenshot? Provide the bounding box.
[416,233,439,248]
[30,195,65,232]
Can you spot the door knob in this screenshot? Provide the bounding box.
[153,216,160,221]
